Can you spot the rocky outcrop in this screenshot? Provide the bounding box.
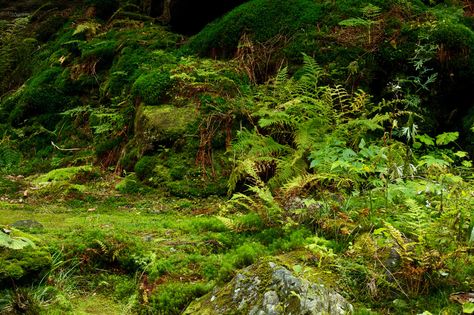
[184,260,353,315]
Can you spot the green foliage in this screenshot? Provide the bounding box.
[0,232,35,250]
[0,241,52,285]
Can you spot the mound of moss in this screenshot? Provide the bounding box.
[188,0,324,57]
[0,229,51,287]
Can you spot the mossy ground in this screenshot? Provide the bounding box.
[0,172,466,314]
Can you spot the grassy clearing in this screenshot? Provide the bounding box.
[0,177,312,314]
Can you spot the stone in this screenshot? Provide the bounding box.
[135,104,197,146]
[11,219,44,231]
[184,259,353,315]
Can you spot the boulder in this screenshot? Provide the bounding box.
[184,259,353,315]
[11,219,44,231]
[135,105,197,146]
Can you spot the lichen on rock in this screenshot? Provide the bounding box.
[184,259,353,315]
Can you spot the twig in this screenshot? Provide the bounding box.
[51,141,82,151]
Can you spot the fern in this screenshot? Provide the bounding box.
[215,216,236,231]
[95,239,108,254]
[229,185,283,225]
[396,198,433,242]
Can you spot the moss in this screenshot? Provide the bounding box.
[147,282,212,315]
[132,71,172,105]
[134,155,157,181]
[80,39,117,60]
[115,174,151,195]
[3,66,70,128]
[188,0,324,56]
[118,145,140,172]
[135,105,198,146]
[105,46,150,96]
[34,166,93,184]
[0,232,52,286]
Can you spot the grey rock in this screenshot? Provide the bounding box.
[11,220,44,231]
[184,260,353,315]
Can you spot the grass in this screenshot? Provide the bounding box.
[0,176,311,314]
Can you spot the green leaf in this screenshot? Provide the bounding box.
[454,151,468,158]
[418,155,450,168]
[373,227,387,235]
[463,302,474,314]
[338,18,370,27]
[462,160,472,168]
[416,134,434,146]
[0,232,35,250]
[435,132,459,146]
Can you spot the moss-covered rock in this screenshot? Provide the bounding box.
[135,104,197,146]
[188,0,323,57]
[33,166,94,184]
[184,259,353,314]
[0,229,51,287]
[115,174,151,194]
[30,166,98,200]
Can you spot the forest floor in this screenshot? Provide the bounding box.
[0,171,468,314]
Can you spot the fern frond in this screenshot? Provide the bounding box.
[301,53,324,83]
[268,151,306,188]
[95,239,108,254]
[228,158,266,193]
[351,90,370,112]
[216,216,236,231]
[330,85,351,111]
[273,66,289,88]
[281,173,320,195]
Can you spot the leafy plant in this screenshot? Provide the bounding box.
[0,232,35,250]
